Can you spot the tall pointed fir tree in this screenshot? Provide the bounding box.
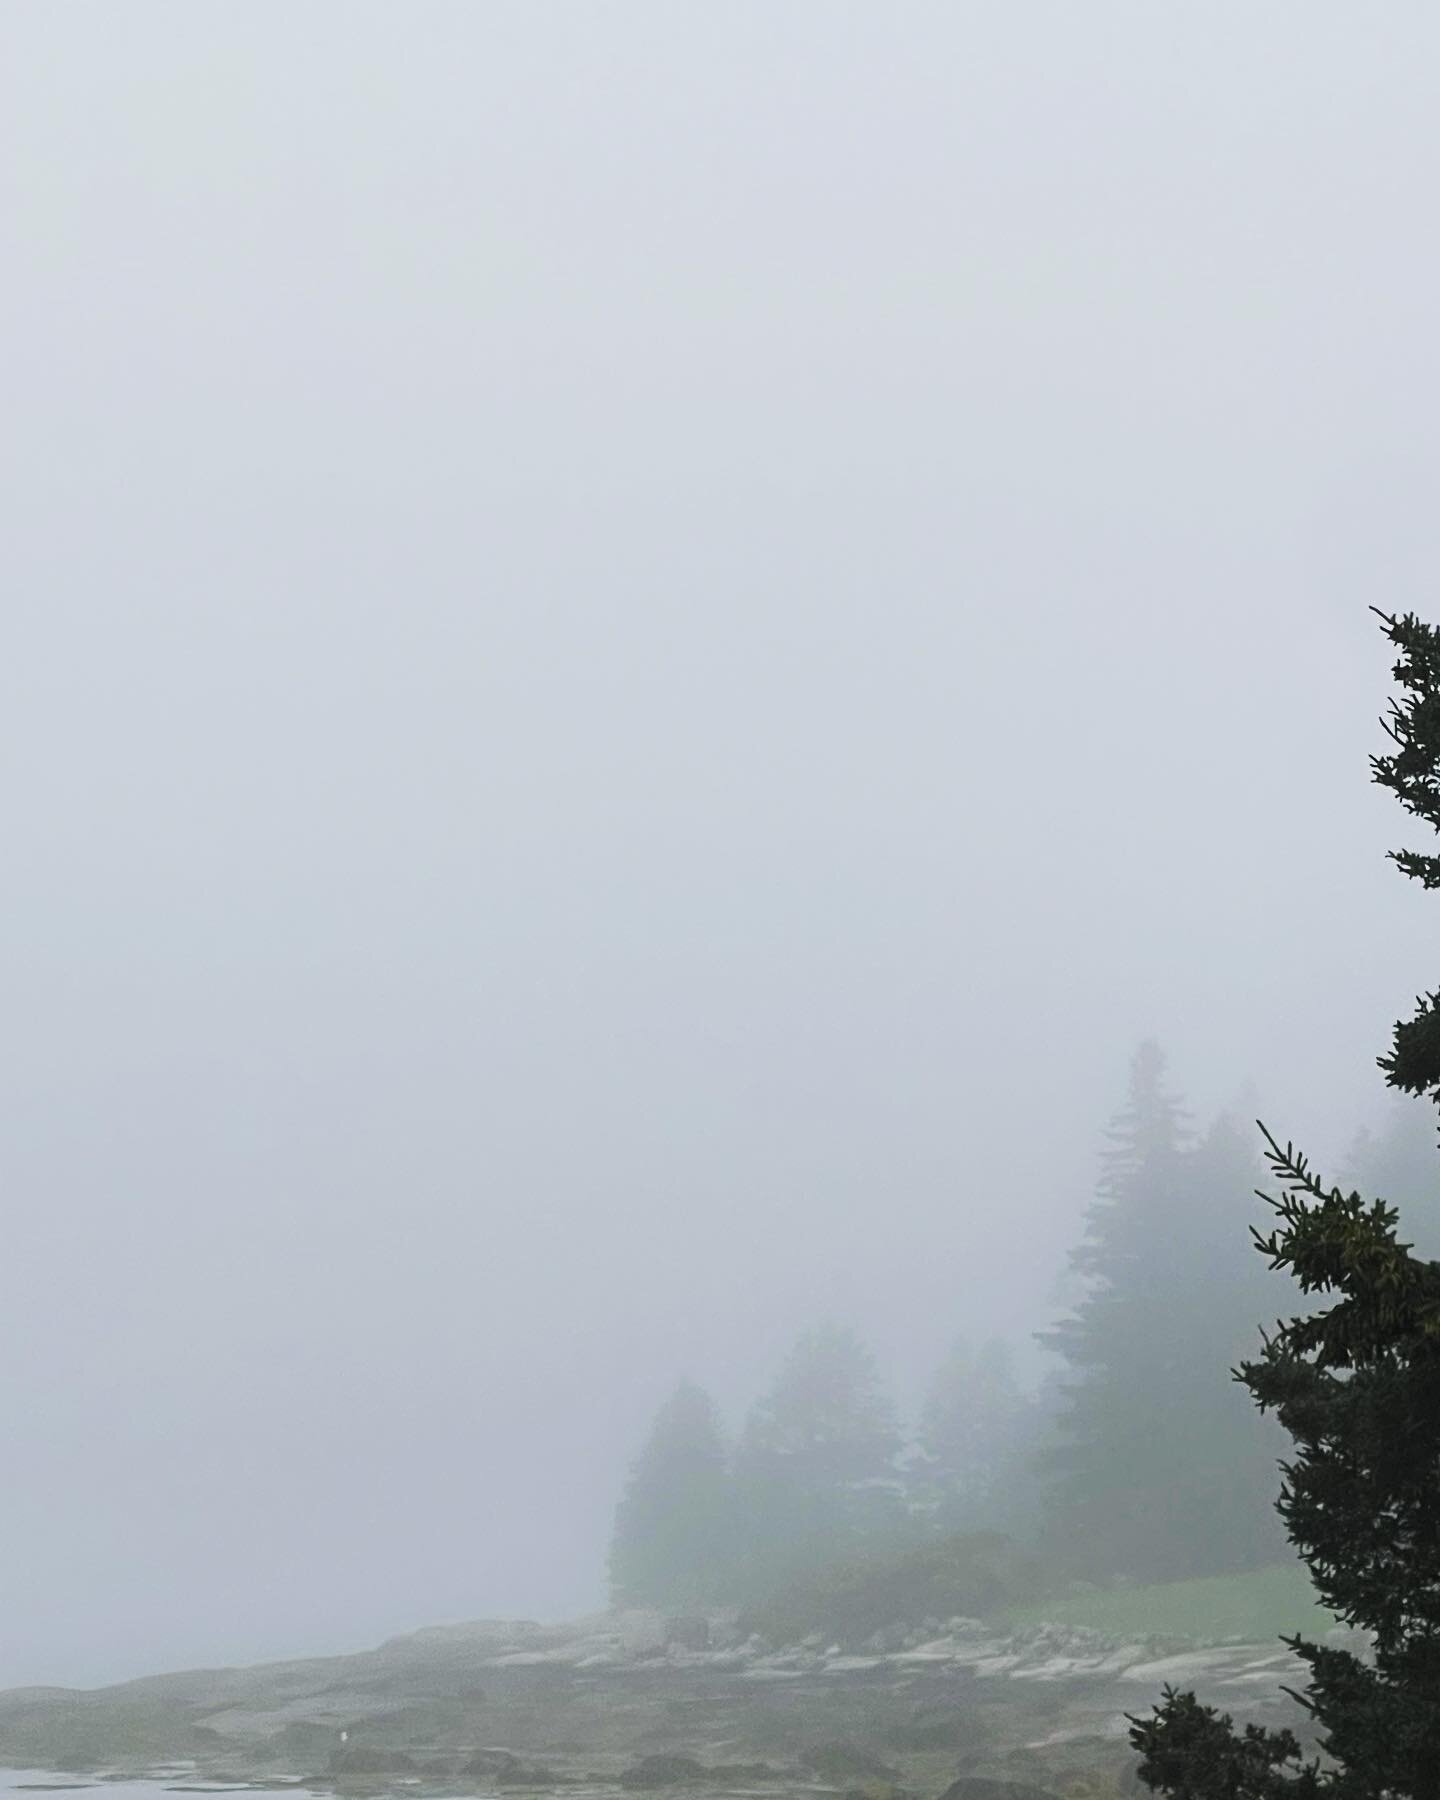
[609,1380,735,1610]
[732,1323,905,1599]
[1132,610,1440,1796]
[1041,1045,1285,1582]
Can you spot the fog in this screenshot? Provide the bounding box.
[3,2,1440,1691]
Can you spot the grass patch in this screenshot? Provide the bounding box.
[1004,1562,1339,1645]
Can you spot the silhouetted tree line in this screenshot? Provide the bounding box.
[609,1322,1039,1609]
[612,612,1440,1796]
[1039,1042,1289,1583]
[610,1048,1432,1614]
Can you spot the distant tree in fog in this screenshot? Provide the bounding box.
[732,1323,906,1598]
[907,1337,1035,1535]
[608,1380,735,1609]
[1343,1096,1440,1258]
[1041,1043,1285,1582]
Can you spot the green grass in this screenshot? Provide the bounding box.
[1003,1562,1340,1645]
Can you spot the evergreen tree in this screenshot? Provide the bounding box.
[1041,1048,1285,1582]
[1133,609,1440,1795]
[732,1324,905,1597]
[909,1337,1034,1535]
[609,1379,734,1609]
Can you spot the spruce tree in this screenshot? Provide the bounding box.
[1042,1047,1285,1582]
[732,1324,905,1598]
[1132,610,1440,1796]
[909,1338,1034,1536]
[1040,1040,1189,1579]
[609,1379,734,1610]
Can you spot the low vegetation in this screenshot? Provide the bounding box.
[1006,1563,1336,1648]
[739,1530,1046,1648]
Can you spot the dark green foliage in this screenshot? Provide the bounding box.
[1130,1689,1319,1797]
[739,1529,1044,1649]
[732,1324,907,1599]
[1133,610,1440,1795]
[1042,1047,1285,1582]
[1372,608,1440,899]
[609,1379,735,1608]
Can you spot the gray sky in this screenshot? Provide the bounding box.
[4,2,1440,1689]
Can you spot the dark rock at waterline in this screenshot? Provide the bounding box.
[273,1722,341,1758]
[329,1746,417,1775]
[617,1753,708,1787]
[464,1749,563,1786]
[801,1744,899,1784]
[467,1751,526,1778]
[885,1697,985,1753]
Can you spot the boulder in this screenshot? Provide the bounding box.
[618,1753,708,1788]
[272,1721,339,1758]
[801,1743,899,1784]
[464,1749,560,1787]
[329,1745,417,1775]
[664,1616,711,1652]
[466,1749,526,1776]
[885,1703,980,1752]
[615,1610,669,1657]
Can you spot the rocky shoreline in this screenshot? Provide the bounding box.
[0,1613,1330,1800]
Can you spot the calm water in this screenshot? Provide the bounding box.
[0,1777,312,1800]
[0,1777,626,1800]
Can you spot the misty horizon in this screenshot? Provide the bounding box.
[6,3,1440,1694]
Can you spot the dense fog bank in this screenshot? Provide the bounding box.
[6,2,1440,1689]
